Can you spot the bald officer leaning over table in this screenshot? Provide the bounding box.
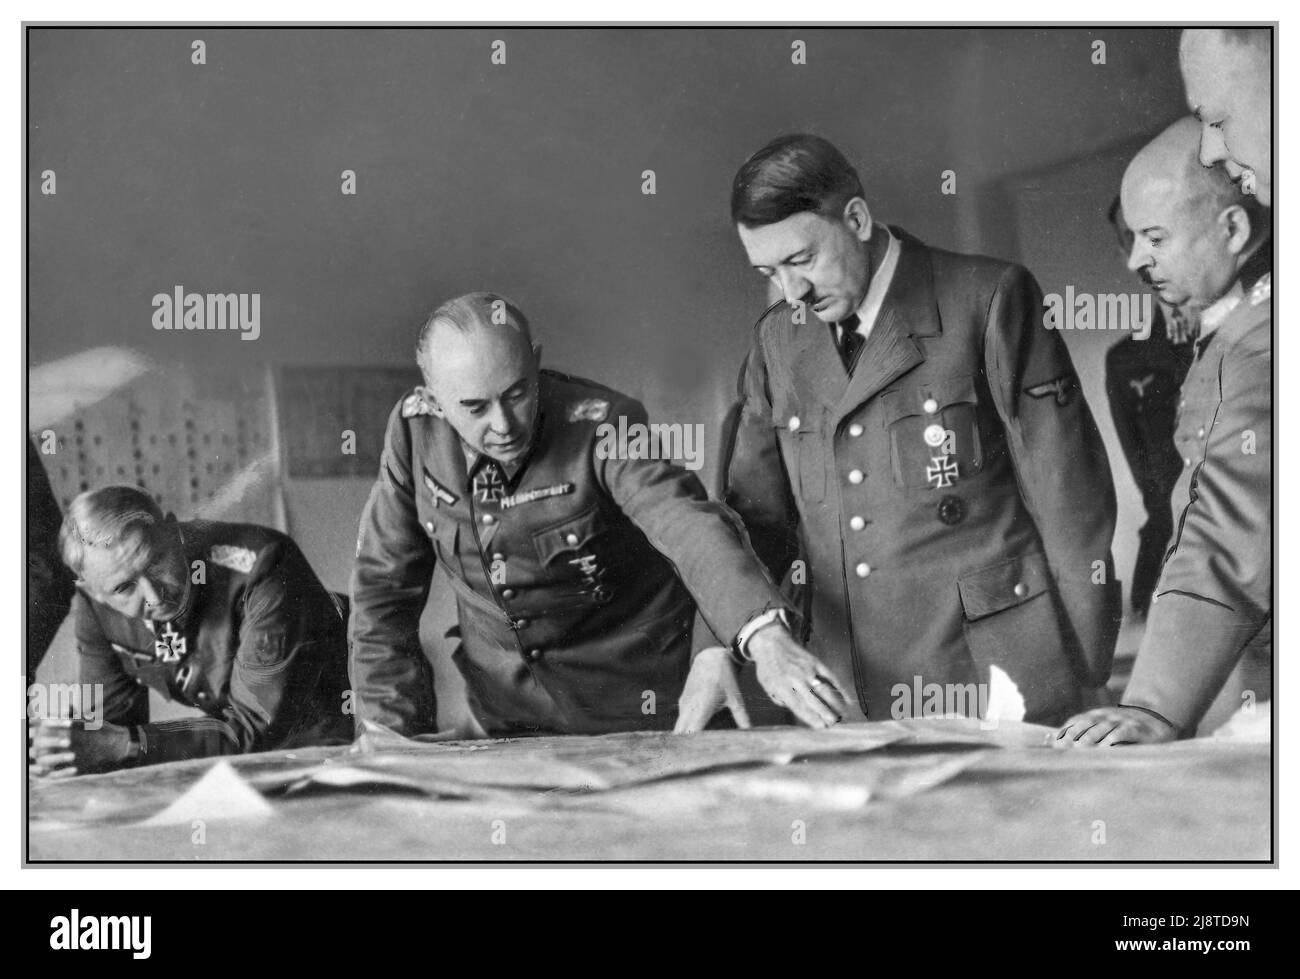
[1056,33,1274,747]
[349,292,851,738]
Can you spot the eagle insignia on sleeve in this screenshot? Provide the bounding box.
[209,544,258,574]
[401,391,438,418]
[1024,376,1075,406]
[567,398,610,422]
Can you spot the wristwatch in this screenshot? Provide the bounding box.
[731,607,793,665]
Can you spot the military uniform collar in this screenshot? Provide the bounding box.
[1193,281,1246,359]
[877,227,943,340]
[827,227,934,419]
[461,411,546,488]
[783,226,933,415]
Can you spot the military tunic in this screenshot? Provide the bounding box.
[75,521,353,764]
[349,369,787,737]
[725,229,1121,725]
[1125,274,1272,731]
[1103,305,1194,613]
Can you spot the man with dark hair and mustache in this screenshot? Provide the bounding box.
[717,133,1120,726]
[1055,107,1271,746]
[28,486,353,776]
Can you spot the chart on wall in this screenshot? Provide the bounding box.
[30,354,285,529]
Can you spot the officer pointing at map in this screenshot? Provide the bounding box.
[349,292,848,737]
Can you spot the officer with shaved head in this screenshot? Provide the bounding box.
[349,292,849,737]
[1055,113,1271,747]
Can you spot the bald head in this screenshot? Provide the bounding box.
[1122,117,1241,221]
[1180,28,1272,205]
[1121,117,1259,310]
[414,292,542,465]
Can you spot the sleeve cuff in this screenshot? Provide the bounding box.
[732,607,791,664]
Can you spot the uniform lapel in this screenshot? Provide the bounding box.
[789,314,848,411]
[833,231,938,425]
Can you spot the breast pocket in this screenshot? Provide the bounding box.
[881,376,985,490]
[771,401,826,502]
[532,504,617,604]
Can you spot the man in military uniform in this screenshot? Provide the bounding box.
[349,292,846,738]
[28,486,352,776]
[721,134,1121,726]
[1101,196,1197,617]
[1055,49,1272,746]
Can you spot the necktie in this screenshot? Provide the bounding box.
[836,315,864,373]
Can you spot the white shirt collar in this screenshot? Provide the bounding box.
[848,226,901,338]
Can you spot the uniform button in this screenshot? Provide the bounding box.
[514,618,529,629]
[501,588,516,600]
[481,514,496,525]
[848,423,864,437]
[196,691,208,702]
[924,424,946,447]
[565,532,579,546]
[527,648,543,661]
[424,521,434,534]
[492,552,505,562]
[936,495,967,525]
[848,469,864,485]
[788,416,801,431]
[1013,582,1028,598]
[1184,458,1192,467]
[854,562,871,578]
[849,515,866,531]
[1197,427,1206,439]
[923,398,939,414]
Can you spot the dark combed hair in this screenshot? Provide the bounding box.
[730,134,866,227]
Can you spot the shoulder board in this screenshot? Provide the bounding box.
[208,544,258,574]
[567,398,610,423]
[401,390,437,419]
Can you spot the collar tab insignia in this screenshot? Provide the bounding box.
[209,544,257,574]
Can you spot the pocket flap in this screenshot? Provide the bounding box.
[957,551,1050,621]
[533,506,607,565]
[881,375,980,425]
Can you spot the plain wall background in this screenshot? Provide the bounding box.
[28,27,1189,728]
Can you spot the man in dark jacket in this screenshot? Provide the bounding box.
[28,486,352,775]
[720,134,1121,726]
[349,292,847,738]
